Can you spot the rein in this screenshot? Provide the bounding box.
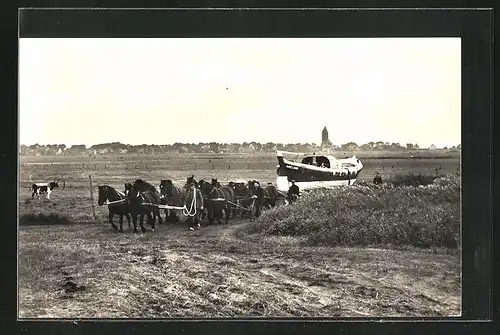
[201,184,226,201]
[100,186,127,206]
[201,186,217,199]
[183,187,200,217]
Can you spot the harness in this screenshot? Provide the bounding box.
[101,187,128,206]
[201,185,226,202]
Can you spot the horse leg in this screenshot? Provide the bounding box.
[156,207,163,225]
[208,207,214,226]
[126,213,131,229]
[118,213,124,232]
[225,204,231,220]
[139,212,146,233]
[132,213,138,233]
[109,212,118,231]
[224,205,230,225]
[149,211,155,232]
[216,207,223,225]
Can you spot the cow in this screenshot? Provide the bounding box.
[31,181,62,199]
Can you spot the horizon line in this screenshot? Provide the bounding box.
[19,140,460,148]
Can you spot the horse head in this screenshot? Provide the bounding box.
[124,182,133,196]
[97,185,106,206]
[133,179,157,194]
[160,179,173,197]
[211,178,218,187]
[185,175,197,189]
[126,185,142,205]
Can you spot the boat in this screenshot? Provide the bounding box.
[275,150,364,192]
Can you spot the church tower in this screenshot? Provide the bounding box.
[321,126,332,147]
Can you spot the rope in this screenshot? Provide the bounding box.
[226,195,257,212]
[182,187,199,217]
[104,199,127,206]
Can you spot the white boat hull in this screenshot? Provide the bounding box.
[276,176,358,192]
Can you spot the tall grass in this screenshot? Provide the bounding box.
[243,174,460,249]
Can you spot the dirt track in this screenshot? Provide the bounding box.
[18,220,461,318]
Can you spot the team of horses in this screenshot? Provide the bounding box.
[97,176,287,233]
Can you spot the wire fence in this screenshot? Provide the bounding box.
[19,161,277,171]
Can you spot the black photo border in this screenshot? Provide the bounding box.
[3,2,496,335]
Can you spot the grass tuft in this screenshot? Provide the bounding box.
[243,174,460,249]
[19,213,74,226]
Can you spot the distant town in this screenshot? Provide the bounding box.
[19,127,460,156]
[19,141,460,157]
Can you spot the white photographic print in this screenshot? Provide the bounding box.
[18,37,461,318]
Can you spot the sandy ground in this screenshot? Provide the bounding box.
[18,220,461,318]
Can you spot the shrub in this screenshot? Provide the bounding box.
[390,173,444,187]
[244,174,460,249]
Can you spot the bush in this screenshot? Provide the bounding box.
[243,174,460,249]
[390,173,445,187]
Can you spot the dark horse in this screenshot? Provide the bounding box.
[197,178,234,225]
[130,179,163,226]
[248,180,273,217]
[183,175,204,230]
[159,179,186,223]
[214,178,235,219]
[97,185,131,232]
[231,182,257,218]
[126,184,162,233]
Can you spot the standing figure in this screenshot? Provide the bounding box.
[287,180,300,203]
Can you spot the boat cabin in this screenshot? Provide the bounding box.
[300,155,335,168]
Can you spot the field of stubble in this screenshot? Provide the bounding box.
[18,152,461,318]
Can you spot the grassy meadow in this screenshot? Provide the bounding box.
[18,151,461,318]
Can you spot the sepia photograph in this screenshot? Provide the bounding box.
[18,37,461,318]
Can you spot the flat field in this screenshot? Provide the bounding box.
[18,151,461,318]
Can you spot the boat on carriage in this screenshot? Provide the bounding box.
[275,150,364,192]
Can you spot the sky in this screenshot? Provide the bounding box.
[19,38,461,148]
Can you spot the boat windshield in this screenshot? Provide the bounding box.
[301,156,314,165]
[300,156,331,168]
[316,156,330,168]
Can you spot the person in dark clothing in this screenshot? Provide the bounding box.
[287,180,300,203]
[373,172,383,185]
[252,182,265,217]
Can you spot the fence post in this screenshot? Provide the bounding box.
[89,175,96,220]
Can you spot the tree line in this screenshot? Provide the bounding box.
[19,141,460,156]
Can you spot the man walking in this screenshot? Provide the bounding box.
[287,180,300,203]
